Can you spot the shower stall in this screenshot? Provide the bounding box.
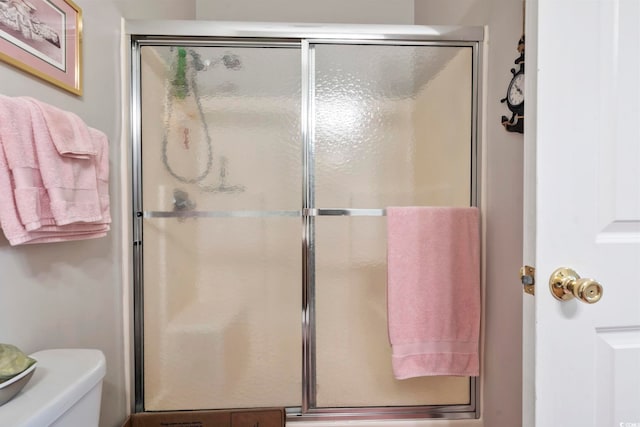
[130,21,482,421]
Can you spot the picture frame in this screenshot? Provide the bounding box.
[0,0,82,96]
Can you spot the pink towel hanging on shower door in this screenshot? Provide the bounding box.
[386,206,481,379]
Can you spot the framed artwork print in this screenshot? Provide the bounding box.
[0,0,82,95]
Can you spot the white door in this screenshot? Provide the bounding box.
[528,0,640,426]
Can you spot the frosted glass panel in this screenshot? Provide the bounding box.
[315,217,470,407]
[140,45,302,410]
[314,44,472,208]
[143,217,302,410]
[141,46,301,212]
[314,44,474,407]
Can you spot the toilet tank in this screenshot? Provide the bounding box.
[0,349,106,427]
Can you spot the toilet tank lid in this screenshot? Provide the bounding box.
[0,349,106,427]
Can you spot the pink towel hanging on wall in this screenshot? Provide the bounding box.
[0,95,111,245]
[386,206,481,379]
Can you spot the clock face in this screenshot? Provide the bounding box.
[507,72,525,107]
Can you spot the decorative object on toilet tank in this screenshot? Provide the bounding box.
[0,349,106,426]
[0,344,36,383]
[0,344,37,406]
[0,364,37,407]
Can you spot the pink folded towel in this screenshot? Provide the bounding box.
[26,97,97,159]
[24,98,103,226]
[0,95,57,230]
[386,206,480,379]
[0,141,107,246]
[0,95,111,245]
[88,127,111,224]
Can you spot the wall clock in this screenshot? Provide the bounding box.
[501,35,525,133]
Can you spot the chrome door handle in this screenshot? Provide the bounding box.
[549,267,603,304]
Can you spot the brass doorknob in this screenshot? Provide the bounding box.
[549,267,603,304]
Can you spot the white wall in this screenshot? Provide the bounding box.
[0,1,126,426]
[415,1,525,427]
[112,0,196,20]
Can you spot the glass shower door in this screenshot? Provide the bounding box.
[312,43,475,408]
[139,44,302,410]
[134,35,479,420]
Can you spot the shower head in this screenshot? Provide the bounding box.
[183,49,241,72]
[221,53,242,70]
[189,50,206,71]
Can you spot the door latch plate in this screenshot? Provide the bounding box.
[520,265,535,295]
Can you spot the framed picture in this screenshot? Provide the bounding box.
[0,0,82,95]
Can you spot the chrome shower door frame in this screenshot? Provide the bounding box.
[129,21,484,422]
